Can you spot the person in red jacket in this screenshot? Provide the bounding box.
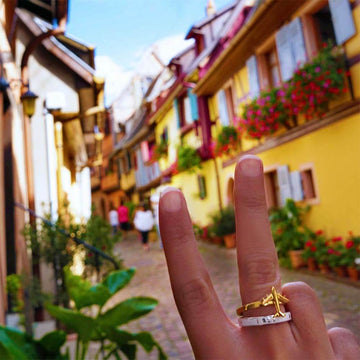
[117,199,129,237]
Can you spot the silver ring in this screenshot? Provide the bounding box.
[238,312,292,327]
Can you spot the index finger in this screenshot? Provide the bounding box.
[234,155,281,305]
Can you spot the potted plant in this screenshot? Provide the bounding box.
[302,230,323,271]
[214,125,240,157]
[5,274,24,329]
[176,145,202,173]
[209,206,236,248]
[313,236,331,274]
[269,199,309,269]
[327,238,347,277]
[343,233,360,281]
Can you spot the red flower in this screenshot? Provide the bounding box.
[305,240,313,248]
[327,248,335,254]
[87,252,93,257]
[332,236,342,242]
[315,230,323,235]
[346,241,354,249]
[310,246,317,252]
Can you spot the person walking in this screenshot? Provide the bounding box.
[133,203,154,251]
[117,199,129,238]
[108,205,118,236]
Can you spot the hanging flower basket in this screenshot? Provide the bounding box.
[176,145,202,173]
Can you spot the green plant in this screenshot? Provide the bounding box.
[83,209,122,274]
[340,233,360,268]
[214,126,240,156]
[0,326,68,360]
[302,229,323,261]
[192,222,204,240]
[209,206,236,237]
[124,201,136,220]
[176,145,202,173]
[46,268,166,360]
[269,199,310,259]
[152,138,168,161]
[6,274,23,313]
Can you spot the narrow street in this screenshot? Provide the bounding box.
[112,232,360,360]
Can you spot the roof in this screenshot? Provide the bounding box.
[15,8,96,84]
[185,0,237,39]
[193,0,304,95]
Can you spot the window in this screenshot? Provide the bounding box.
[300,167,319,204]
[176,95,192,127]
[313,6,336,45]
[197,175,207,200]
[264,46,281,88]
[264,170,279,209]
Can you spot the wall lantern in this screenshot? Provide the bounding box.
[20,89,39,118]
[94,125,104,141]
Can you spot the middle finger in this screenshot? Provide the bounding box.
[234,155,282,306]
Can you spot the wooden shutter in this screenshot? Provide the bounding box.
[173,98,181,128]
[276,24,294,82]
[187,89,199,121]
[289,18,307,68]
[290,171,304,201]
[246,56,260,98]
[276,165,293,206]
[329,0,356,45]
[217,90,230,126]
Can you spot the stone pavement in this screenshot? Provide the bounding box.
[111,232,360,360]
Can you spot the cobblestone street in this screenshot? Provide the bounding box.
[112,232,360,360]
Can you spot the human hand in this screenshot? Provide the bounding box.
[159,155,360,359]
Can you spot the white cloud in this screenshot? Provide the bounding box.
[95,56,133,107]
[95,34,193,107]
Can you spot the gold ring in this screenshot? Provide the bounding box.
[236,286,290,317]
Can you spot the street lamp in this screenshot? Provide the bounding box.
[21,89,38,118]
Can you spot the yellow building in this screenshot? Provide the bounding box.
[106,0,360,242]
[188,0,360,238]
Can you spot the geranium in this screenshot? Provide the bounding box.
[214,125,241,156]
[240,43,347,139]
[342,233,360,268]
[148,138,168,163]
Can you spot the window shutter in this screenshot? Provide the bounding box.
[187,89,199,121]
[289,18,307,69]
[290,171,304,201]
[173,98,181,128]
[329,0,356,45]
[184,96,192,124]
[276,165,293,206]
[217,90,230,126]
[140,141,150,163]
[276,24,294,82]
[246,56,260,98]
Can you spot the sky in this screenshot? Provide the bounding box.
[66,0,232,105]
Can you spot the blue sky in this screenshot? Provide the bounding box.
[67,0,232,71]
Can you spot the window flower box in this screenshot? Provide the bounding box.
[240,43,348,139]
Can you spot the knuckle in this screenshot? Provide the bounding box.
[282,281,318,303]
[241,256,279,287]
[176,277,213,312]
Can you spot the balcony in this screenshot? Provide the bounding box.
[101,172,119,193]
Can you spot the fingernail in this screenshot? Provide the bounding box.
[239,155,262,177]
[160,187,182,212]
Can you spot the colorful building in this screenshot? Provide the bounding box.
[93,0,360,242]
